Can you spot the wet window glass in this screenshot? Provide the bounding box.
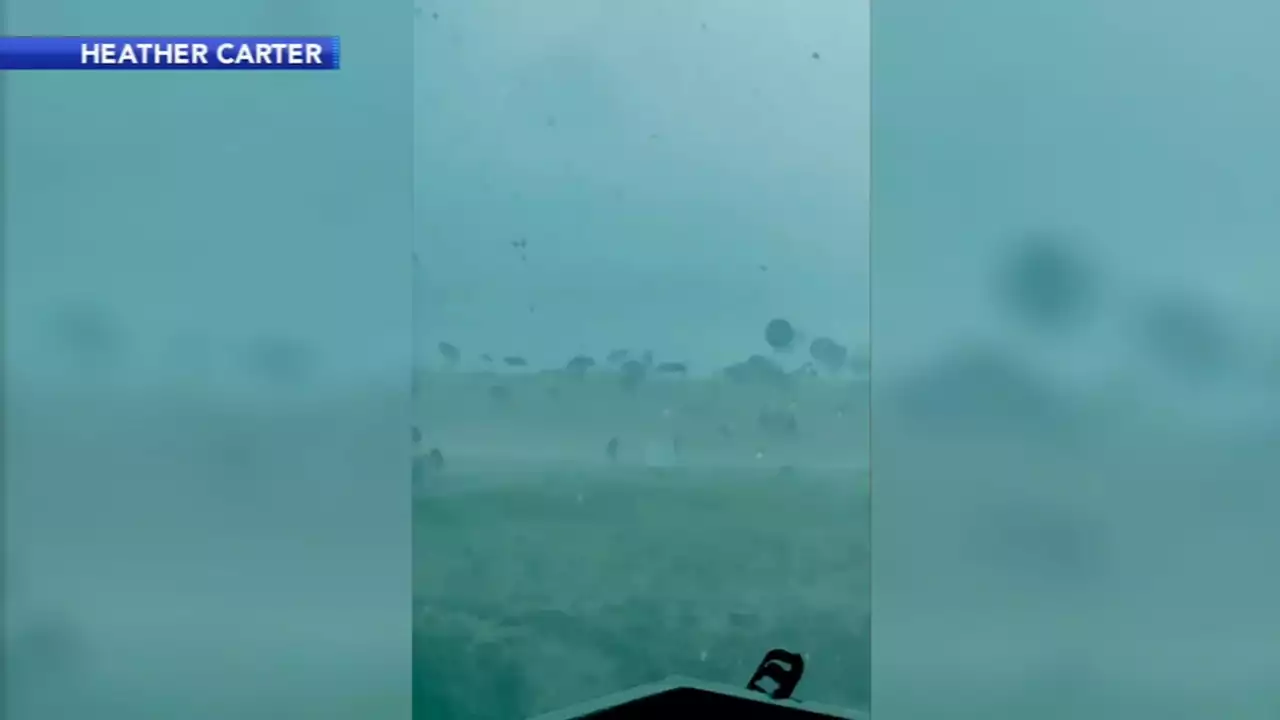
[412,3,870,718]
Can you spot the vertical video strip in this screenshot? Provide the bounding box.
[410,248,423,492]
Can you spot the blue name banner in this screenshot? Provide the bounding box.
[0,36,340,70]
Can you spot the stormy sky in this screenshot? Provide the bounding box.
[7,0,868,388]
[8,0,1280,390]
[414,0,869,371]
[5,0,412,391]
[875,0,1280,366]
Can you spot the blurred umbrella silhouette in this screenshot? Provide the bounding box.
[45,301,123,372]
[438,341,462,366]
[243,335,315,386]
[809,336,848,373]
[997,232,1097,335]
[764,318,798,351]
[1136,291,1233,382]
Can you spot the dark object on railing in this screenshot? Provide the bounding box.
[746,648,805,700]
[524,648,862,720]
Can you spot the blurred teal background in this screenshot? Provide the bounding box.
[3,0,413,717]
[7,0,1279,718]
[875,1,1280,718]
